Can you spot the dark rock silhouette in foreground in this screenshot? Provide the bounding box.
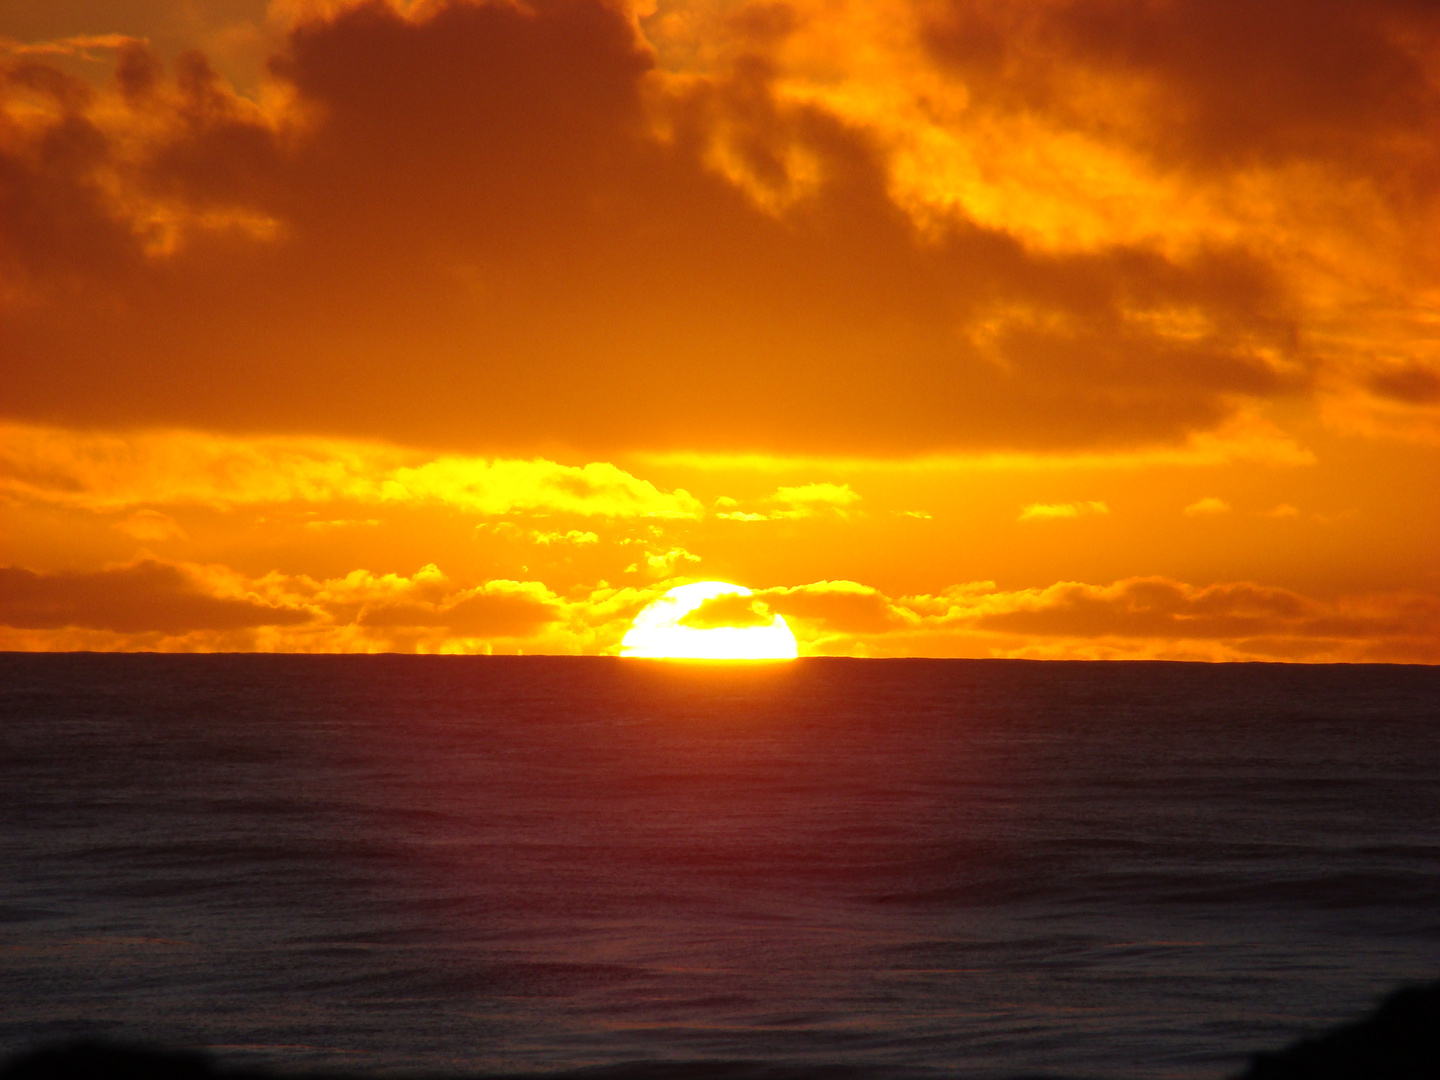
[1235,981,1440,1080]
[3,980,1437,1080]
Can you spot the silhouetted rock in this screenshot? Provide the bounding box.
[1235,981,1440,1080]
[0,1041,231,1080]
[0,1047,889,1080]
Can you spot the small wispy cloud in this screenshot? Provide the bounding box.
[1019,501,1109,522]
[531,529,599,545]
[116,509,189,542]
[1184,497,1230,515]
[772,483,860,509]
[643,548,701,573]
[714,482,862,521]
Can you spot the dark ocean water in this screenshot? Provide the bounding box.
[1,655,1437,1080]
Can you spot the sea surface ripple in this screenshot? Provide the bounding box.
[1,655,1437,1079]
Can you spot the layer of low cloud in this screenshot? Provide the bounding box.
[4,559,1433,663]
[0,560,307,634]
[0,559,645,652]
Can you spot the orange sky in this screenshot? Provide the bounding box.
[2,0,1438,660]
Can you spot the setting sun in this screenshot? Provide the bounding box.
[620,582,799,660]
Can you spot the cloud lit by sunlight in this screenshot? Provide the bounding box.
[0,424,701,518]
[1184,497,1231,516]
[1019,501,1109,522]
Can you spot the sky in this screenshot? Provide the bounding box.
[1,0,1438,660]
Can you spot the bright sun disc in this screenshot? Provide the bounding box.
[621,581,798,660]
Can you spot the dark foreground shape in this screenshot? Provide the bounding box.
[3,981,1437,1080]
[0,1046,887,1080]
[1234,981,1440,1080]
[0,1042,236,1080]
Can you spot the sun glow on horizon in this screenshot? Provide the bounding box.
[621,582,799,660]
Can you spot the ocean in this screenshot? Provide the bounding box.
[1,654,1437,1079]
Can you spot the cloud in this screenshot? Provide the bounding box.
[760,482,861,519]
[919,0,1440,170]
[304,517,379,529]
[644,547,701,572]
[755,576,1440,663]
[957,577,1440,657]
[0,558,601,651]
[636,411,1317,470]
[531,529,599,545]
[0,423,702,517]
[0,35,148,60]
[715,481,862,520]
[1018,500,1109,521]
[771,482,860,509]
[757,580,910,635]
[1183,496,1230,515]
[115,509,188,541]
[678,591,774,629]
[1368,365,1440,406]
[358,580,562,637]
[908,0,1440,440]
[0,561,308,634]
[6,0,1418,455]
[1,558,1435,663]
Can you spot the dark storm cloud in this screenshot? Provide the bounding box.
[0,61,142,287]
[1369,364,1440,405]
[922,0,1440,171]
[5,0,1431,454]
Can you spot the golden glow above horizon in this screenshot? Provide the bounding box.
[621,582,799,660]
